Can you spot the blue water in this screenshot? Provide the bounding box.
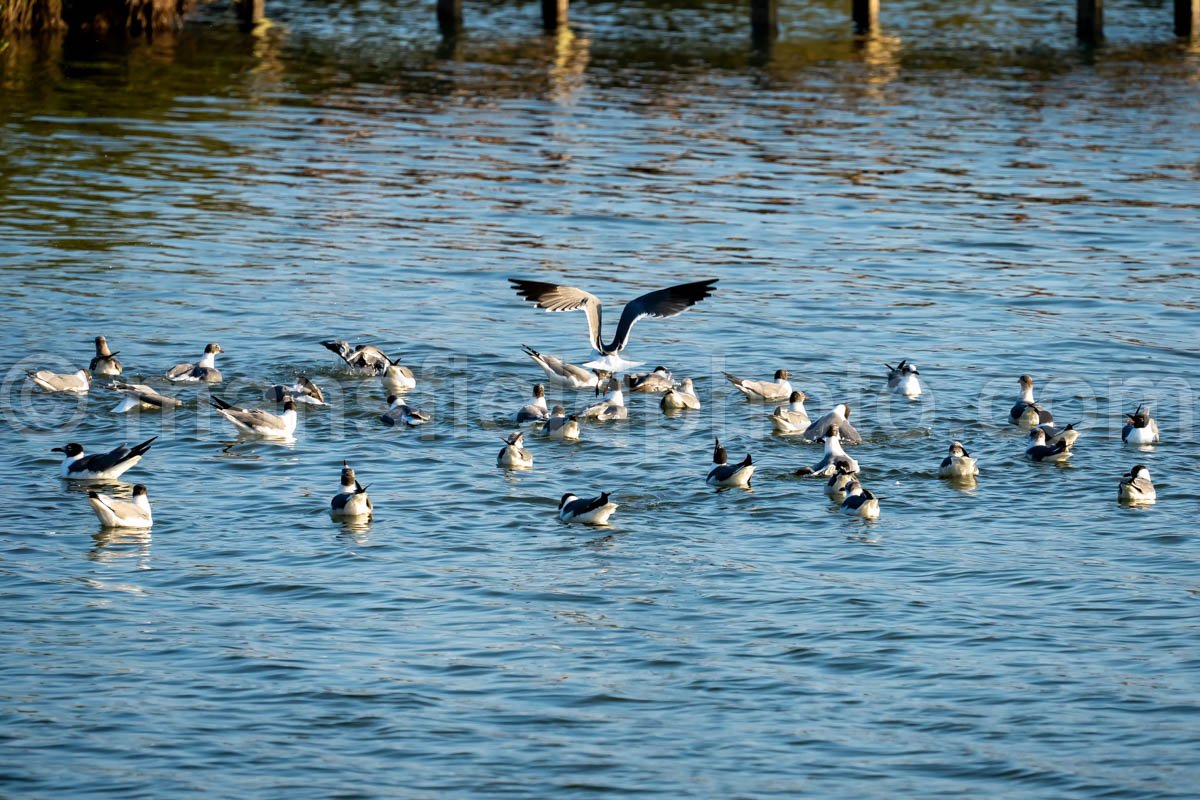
[2,1,1199,796]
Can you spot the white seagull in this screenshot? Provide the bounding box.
[321,340,390,374]
[53,436,157,481]
[165,343,223,383]
[211,396,297,438]
[88,484,153,528]
[330,462,373,518]
[794,425,859,477]
[498,431,534,469]
[381,356,417,393]
[660,377,701,412]
[886,361,921,398]
[770,391,810,434]
[380,394,432,427]
[1118,464,1156,505]
[514,384,550,423]
[938,441,979,480]
[1009,374,1053,429]
[558,491,619,525]
[1122,405,1160,445]
[520,345,604,390]
[723,369,791,402]
[27,368,90,394]
[265,376,326,406]
[578,378,628,421]
[89,336,122,377]
[544,405,581,440]
[626,366,675,394]
[804,403,862,444]
[510,277,718,372]
[108,382,183,413]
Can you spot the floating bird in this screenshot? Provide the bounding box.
[1039,421,1080,449]
[509,277,718,372]
[558,491,619,525]
[824,464,857,502]
[380,394,432,427]
[108,382,182,413]
[87,484,152,528]
[660,377,701,412]
[53,436,157,481]
[330,462,373,518]
[381,356,417,393]
[706,438,754,488]
[265,376,325,406]
[770,391,810,434]
[544,406,581,440]
[1118,464,1156,505]
[938,441,979,480]
[165,343,223,383]
[1122,405,1160,445]
[840,481,880,520]
[521,345,604,389]
[321,340,390,374]
[514,384,550,423]
[1009,374,1053,428]
[886,360,921,398]
[498,431,534,469]
[723,369,791,402]
[1025,428,1070,463]
[794,425,859,477]
[626,366,674,394]
[89,336,122,377]
[578,377,628,421]
[27,368,90,393]
[804,403,862,444]
[211,396,297,438]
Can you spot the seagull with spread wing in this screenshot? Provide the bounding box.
[508,277,718,372]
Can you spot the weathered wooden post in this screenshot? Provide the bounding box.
[438,0,462,36]
[236,0,264,30]
[1177,0,1199,37]
[1077,0,1103,43]
[542,0,567,31]
[852,0,878,34]
[750,0,778,43]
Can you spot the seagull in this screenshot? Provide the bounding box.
[321,340,390,375]
[514,384,550,423]
[53,436,157,480]
[938,441,979,480]
[660,377,701,412]
[1025,428,1070,463]
[108,382,183,413]
[509,277,718,372]
[381,356,417,393]
[27,368,90,393]
[165,343,223,383]
[87,484,153,528]
[211,396,297,438]
[89,336,122,377]
[824,464,857,502]
[330,462,373,518]
[558,491,619,525]
[1009,374,1053,428]
[1118,464,1156,505]
[770,391,810,434]
[578,377,627,421]
[544,405,581,440]
[886,361,921,398]
[626,366,674,394]
[265,376,326,406]
[723,369,791,402]
[804,403,862,444]
[380,394,432,427]
[1039,421,1081,449]
[840,481,880,520]
[794,425,859,477]
[706,438,754,488]
[1122,405,1160,445]
[520,345,604,390]
[498,431,534,469]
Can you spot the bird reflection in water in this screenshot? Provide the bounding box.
[89,528,152,567]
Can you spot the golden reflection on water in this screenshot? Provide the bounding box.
[547,25,590,106]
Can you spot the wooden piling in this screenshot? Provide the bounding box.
[1176,0,1199,37]
[852,0,878,34]
[1076,0,1103,43]
[750,0,777,43]
[542,0,567,31]
[235,0,263,30]
[438,0,462,36]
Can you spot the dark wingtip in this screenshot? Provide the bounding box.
[87,490,99,499]
[742,454,753,467]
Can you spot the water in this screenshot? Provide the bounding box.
[2,1,1200,796]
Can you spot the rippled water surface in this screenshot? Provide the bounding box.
[2,1,1200,796]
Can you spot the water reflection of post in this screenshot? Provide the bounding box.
[547,24,590,106]
[853,31,902,97]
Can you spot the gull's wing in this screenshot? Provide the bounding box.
[224,407,287,431]
[510,279,603,353]
[606,279,717,353]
